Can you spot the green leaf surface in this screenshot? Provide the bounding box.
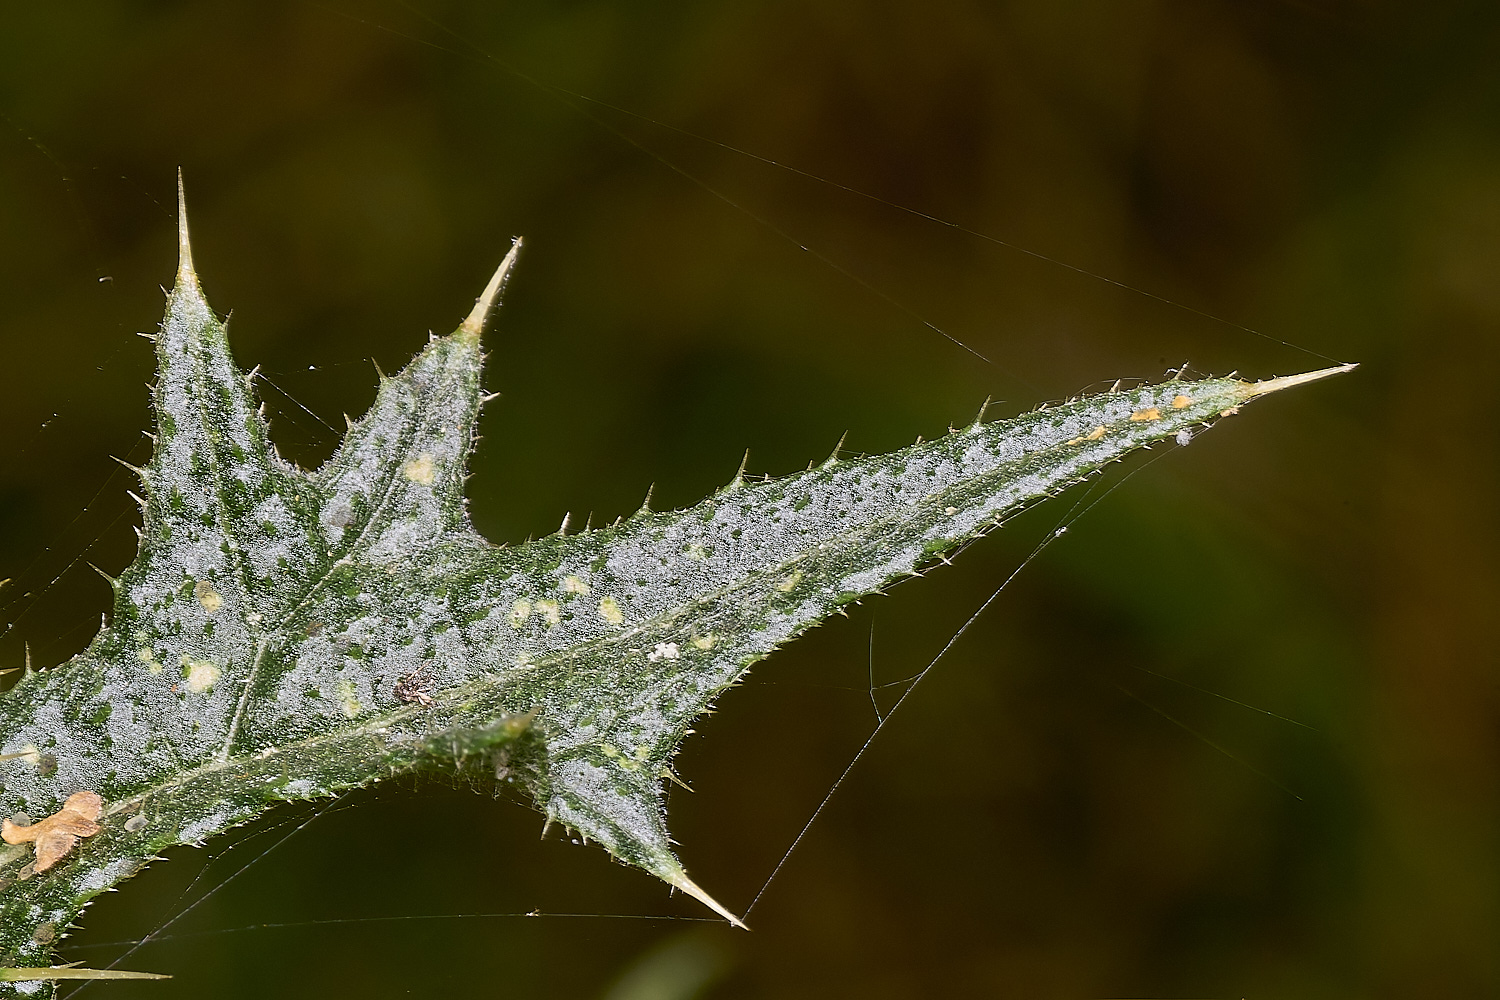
[0,187,1351,984]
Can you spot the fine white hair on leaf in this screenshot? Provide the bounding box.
[0,198,1355,964]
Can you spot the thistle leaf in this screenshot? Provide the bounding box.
[0,186,1352,980]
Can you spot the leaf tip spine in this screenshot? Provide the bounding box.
[0,967,170,983]
[174,168,200,296]
[460,236,524,339]
[1236,363,1358,400]
[665,867,748,930]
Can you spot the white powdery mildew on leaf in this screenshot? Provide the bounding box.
[75,858,141,896]
[0,216,1346,978]
[244,494,299,580]
[179,807,238,845]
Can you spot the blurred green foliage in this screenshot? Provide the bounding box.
[0,1,1496,996]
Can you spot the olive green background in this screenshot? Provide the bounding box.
[1,1,1496,997]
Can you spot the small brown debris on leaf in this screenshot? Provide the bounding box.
[1,791,104,872]
[394,666,435,707]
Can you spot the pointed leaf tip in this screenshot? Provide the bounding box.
[1237,363,1358,399]
[666,869,748,929]
[0,967,170,982]
[460,237,524,337]
[175,168,199,293]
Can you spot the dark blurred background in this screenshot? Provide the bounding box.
[1,1,1496,997]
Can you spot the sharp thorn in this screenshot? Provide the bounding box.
[0,967,171,983]
[728,449,750,489]
[664,868,748,930]
[820,431,848,470]
[460,237,524,338]
[175,168,199,293]
[1236,364,1358,399]
[110,455,147,478]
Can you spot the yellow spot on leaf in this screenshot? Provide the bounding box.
[403,453,436,485]
[1,791,103,872]
[535,599,561,626]
[508,599,532,627]
[337,679,362,718]
[1130,407,1162,422]
[690,634,716,650]
[184,659,220,693]
[193,580,222,613]
[776,570,804,593]
[1085,425,1107,441]
[598,596,624,625]
[561,575,590,594]
[1171,394,1192,409]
